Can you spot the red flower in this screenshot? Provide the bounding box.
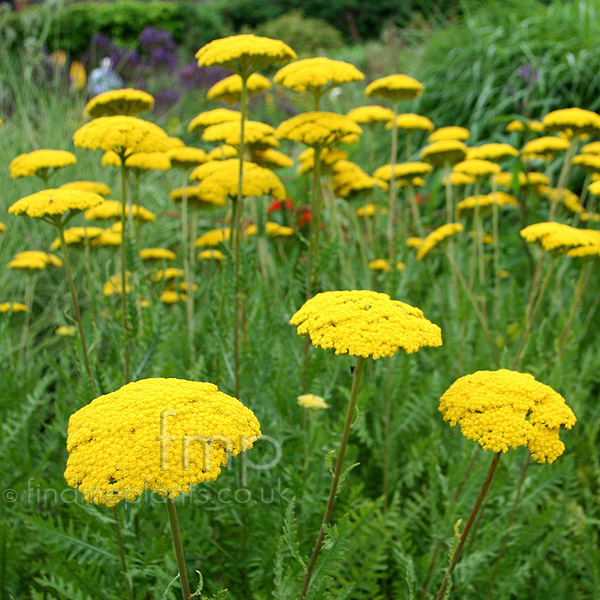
[268,197,295,213]
[297,209,311,229]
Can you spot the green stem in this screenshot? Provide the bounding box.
[491,181,500,323]
[387,105,399,265]
[550,140,577,220]
[120,161,130,384]
[181,173,195,365]
[434,453,502,600]
[112,505,134,600]
[166,497,191,600]
[298,356,367,600]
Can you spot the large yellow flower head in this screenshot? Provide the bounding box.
[571,153,600,173]
[421,140,467,167]
[251,149,294,169]
[520,222,600,253]
[84,88,154,118]
[543,108,600,137]
[9,150,77,179]
[493,171,549,189]
[346,105,395,124]
[169,185,227,209]
[274,57,364,94]
[276,112,362,148]
[291,290,442,358]
[139,248,176,262]
[8,251,62,270]
[9,189,103,219]
[202,120,278,149]
[298,147,348,174]
[64,378,261,506]
[73,116,169,158]
[453,159,501,179]
[521,136,569,159]
[50,226,104,250]
[0,302,28,313]
[195,228,231,248]
[580,141,600,155]
[428,126,470,142]
[439,369,576,463]
[466,143,519,162]
[59,181,112,196]
[188,109,241,134]
[101,151,171,171]
[167,147,209,169]
[386,113,434,132]
[195,34,296,75]
[208,73,272,104]
[455,193,518,218]
[374,162,432,181]
[417,223,464,260]
[365,74,423,101]
[84,200,156,222]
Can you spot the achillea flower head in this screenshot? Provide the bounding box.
[167,147,209,169]
[297,394,328,410]
[102,150,171,171]
[417,223,463,260]
[298,147,348,174]
[0,302,28,313]
[59,181,112,196]
[103,272,131,296]
[439,369,576,463]
[8,251,62,270]
[453,159,501,178]
[188,109,241,134]
[386,113,434,132]
[333,170,387,197]
[202,120,278,149]
[170,186,227,208]
[73,116,170,157]
[571,153,600,173]
[154,268,185,282]
[373,162,432,181]
[208,73,271,104]
[139,248,176,262]
[9,150,77,179]
[421,140,467,166]
[195,228,231,247]
[84,200,155,223]
[265,221,294,237]
[207,145,239,160]
[521,136,569,159]
[365,74,423,101]
[274,57,364,93]
[252,149,293,169]
[368,259,390,272]
[92,224,122,247]
[198,249,225,261]
[290,290,442,358]
[505,120,524,133]
[442,172,476,186]
[567,243,600,257]
[493,171,549,189]
[195,34,296,74]
[9,189,103,219]
[543,108,600,137]
[466,143,518,162]
[538,186,583,213]
[520,222,600,253]
[356,204,387,218]
[587,181,600,197]
[406,236,423,249]
[456,193,518,217]
[64,378,261,505]
[276,112,362,148]
[428,126,470,142]
[346,105,395,124]
[160,290,186,304]
[56,325,76,336]
[84,88,154,118]
[580,141,600,155]
[0,222,6,233]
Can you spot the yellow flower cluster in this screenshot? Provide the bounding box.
[188,109,241,134]
[274,57,364,93]
[102,151,171,171]
[439,369,576,463]
[167,147,209,169]
[161,290,186,304]
[455,192,518,217]
[542,107,600,136]
[297,394,328,410]
[208,73,272,103]
[373,162,432,181]
[208,144,239,160]
[0,222,6,233]
[506,119,544,133]
[9,189,104,219]
[386,113,434,132]
[198,249,225,261]
[421,140,467,166]
[9,150,77,178]
[365,74,423,101]
[466,143,518,162]
[571,153,600,173]
[417,223,464,260]
[139,248,176,262]
[252,149,294,169]
[84,88,154,118]
[59,181,112,196]
[0,302,28,313]
[521,222,600,253]
[73,116,169,157]
[202,120,278,149]
[195,228,231,248]
[538,186,583,213]
[428,126,470,142]
[84,200,156,223]
[442,172,475,186]
[368,259,390,272]
[8,251,62,270]
[290,290,442,358]
[265,222,295,237]
[298,147,348,174]
[521,136,569,159]
[64,378,261,505]
[331,161,387,197]
[346,105,394,124]
[276,112,362,148]
[453,159,501,178]
[493,171,549,189]
[56,325,76,337]
[103,272,131,296]
[356,204,387,218]
[169,186,227,208]
[92,223,122,247]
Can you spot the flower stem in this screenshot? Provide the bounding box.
[181,173,195,365]
[166,497,191,600]
[298,356,366,600]
[387,105,399,265]
[57,225,94,389]
[434,452,501,600]
[120,161,130,384]
[112,505,134,600]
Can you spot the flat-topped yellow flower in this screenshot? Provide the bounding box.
[493,171,549,189]
[333,169,387,197]
[64,377,261,505]
[9,150,77,179]
[428,126,470,142]
[466,143,518,162]
[442,172,476,186]
[139,248,176,262]
[346,105,395,124]
[543,107,600,137]
[356,204,387,218]
[92,224,122,247]
[0,222,6,233]
[9,189,103,219]
[51,226,104,249]
[407,236,423,249]
[191,159,254,182]
[251,149,293,169]
[417,223,464,260]
[169,186,227,208]
[421,140,467,166]
[439,369,576,463]
[73,116,169,157]
[103,272,131,296]
[365,74,423,101]
[202,120,278,149]
[298,147,348,174]
[198,249,225,261]
[208,73,271,104]
[453,159,501,178]
[8,250,62,270]
[580,141,600,154]
[538,186,583,213]
[291,290,441,358]
[195,228,231,247]
[572,153,600,173]
[195,34,296,74]
[59,181,112,196]
[368,259,390,273]
[521,222,600,253]
[374,161,432,181]
[56,325,76,337]
[154,268,185,281]
[102,150,171,171]
[84,200,155,222]
[297,394,328,410]
[84,88,154,118]
[0,302,28,313]
[505,120,524,133]
[265,221,295,237]
[274,57,364,95]
[207,145,239,160]
[521,136,569,159]
[276,112,362,148]
[456,193,518,218]
[167,147,209,169]
[386,113,434,132]
[161,290,186,304]
[188,109,241,134]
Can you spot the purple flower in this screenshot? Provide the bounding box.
[178,62,231,90]
[154,87,181,114]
